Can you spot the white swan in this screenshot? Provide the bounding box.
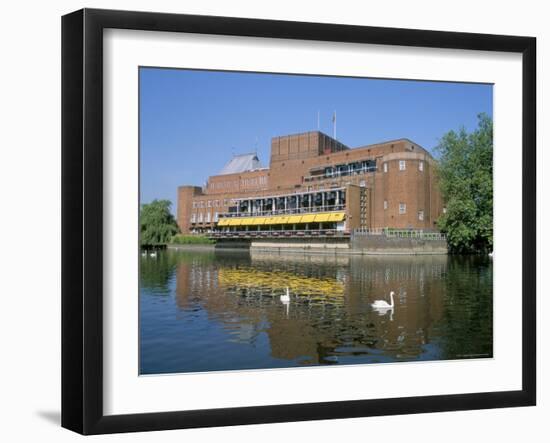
[149,251,157,258]
[280,287,290,303]
[371,291,395,309]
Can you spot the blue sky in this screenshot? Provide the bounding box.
[140,68,492,211]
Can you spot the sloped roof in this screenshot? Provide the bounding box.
[218,153,264,175]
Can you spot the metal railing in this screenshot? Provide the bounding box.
[353,228,446,241]
[217,204,346,219]
[304,166,377,182]
[209,229,350,239]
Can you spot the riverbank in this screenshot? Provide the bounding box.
[167,243,216,252]
[167,238,448,255]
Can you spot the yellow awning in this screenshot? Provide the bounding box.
[218,212,345,227]
[328,212,345,222]
[271,216,289,224]
[287,215,303,224]
[314,213,331,222]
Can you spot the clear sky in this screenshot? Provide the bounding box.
[139,68,492,211]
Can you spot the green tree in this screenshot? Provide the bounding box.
[436,114,493,254]
[140,199,179,246]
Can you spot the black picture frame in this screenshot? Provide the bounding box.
[61,8,536,435]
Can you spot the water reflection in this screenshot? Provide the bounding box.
[140,249,492,374]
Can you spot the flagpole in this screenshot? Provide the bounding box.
[333,111,337,139]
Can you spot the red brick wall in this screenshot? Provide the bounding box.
[176,132,443,233]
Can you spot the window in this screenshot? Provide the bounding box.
[443,207,447,214]
[383,163,388,173]
[359,179,366,187]
[192,202,197,208]
[399,203,406,214]
[206,212,211,222]
[384,200,388,210]
[214,212,219,222]
[198,213,203,222]
[191,213,196,223]
[399,160,406,171]
[418,210,424,221]
[419,161,424,171]
[207,200,212,208]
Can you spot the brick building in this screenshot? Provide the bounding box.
[177,131,443,235]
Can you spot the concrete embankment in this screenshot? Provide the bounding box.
[167,243,216,252]
[351,235,448,255]
[212,236,447,255]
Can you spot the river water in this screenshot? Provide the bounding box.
[140,248,492,374]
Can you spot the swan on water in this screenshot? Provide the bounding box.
[280,287,290,303]
[149,251,157,258]
[371,291,395,309]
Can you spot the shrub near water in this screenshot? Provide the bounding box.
[171,234,215,245]
[140,199,179,246]
[435,113,493,254]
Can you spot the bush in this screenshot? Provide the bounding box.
[436,114,493,254]
[170,234,215,245]
[140,199,179,246]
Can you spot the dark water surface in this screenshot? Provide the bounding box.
[139,249,492,374]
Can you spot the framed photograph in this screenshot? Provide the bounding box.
[62,8,536,434]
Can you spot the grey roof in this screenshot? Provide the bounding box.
[218,153,264,175]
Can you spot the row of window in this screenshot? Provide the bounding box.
[192,198,239,209]
[383,200,424,220]
[241,176,267,187]
[209,175,268,190]
[209,180,238,190]
[383,160,424,173]
[191,212,220,223]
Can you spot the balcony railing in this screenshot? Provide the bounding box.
[209,229,349,239]
[218,204,346,219]
[353,228,446,241]
[304,166,377,182]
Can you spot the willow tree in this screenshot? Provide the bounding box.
[436,114,493,254]
[140,199,179,246]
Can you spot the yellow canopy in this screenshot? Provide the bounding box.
[227,218,242,226]
[217,212,345,227]
[328,212,345,222]
[271,216,289,224]
[287,215,303,224]
[313,213,331,222]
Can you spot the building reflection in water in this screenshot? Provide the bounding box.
[166,248,488,369]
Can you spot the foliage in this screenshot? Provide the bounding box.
[171,234,215,245]
[435,114,493,254]
[140,199,179,246]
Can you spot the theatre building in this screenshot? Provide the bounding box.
[177,131,443,237]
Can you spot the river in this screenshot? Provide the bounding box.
[140,249,492,374]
